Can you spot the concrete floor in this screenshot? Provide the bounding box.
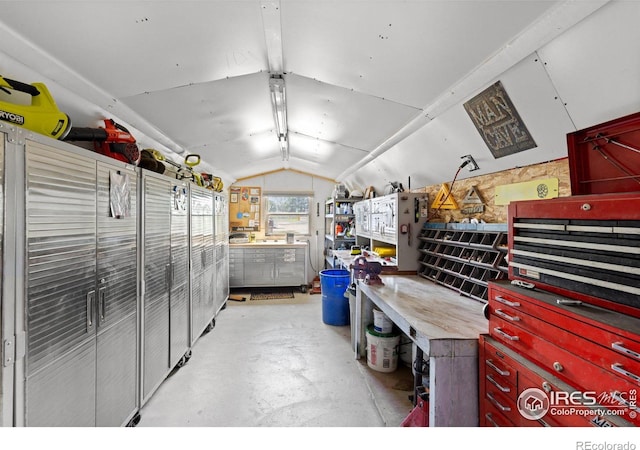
[138,291,415,427]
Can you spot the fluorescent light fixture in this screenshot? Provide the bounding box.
[269,74,289,161]
[279,135,289,161]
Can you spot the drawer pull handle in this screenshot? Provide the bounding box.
[487,392,511,412]
[494,296,520,308]
[486,359,510,377]
[611,363,640,384]
[485,413,500,427]
[495,309,520,322]
[486,375,511,393]
[612,342,640,361]
[493,327,520,341]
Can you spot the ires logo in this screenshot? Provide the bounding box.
[518,388,550,420]
[517,388,635,422]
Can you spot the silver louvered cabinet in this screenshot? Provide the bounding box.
[202,190,215,323]
[214,193,229,314]
[25,141,97,426]
[0,133,7,426]
[141,174,172,402]
[190,187,213,342]
[24,140,139,427]
[169,181,190,368]
[95,161,138,426]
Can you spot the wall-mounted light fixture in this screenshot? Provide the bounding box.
[269,74,288,161]
[460,154,480,171]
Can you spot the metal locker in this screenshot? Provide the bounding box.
[169,181,190,369]
[190,187,213,342]
[0,132,8,426]
[141,174,172,402]
[214,193,229,314]
[22,138,140,427]
[202,189,215,322]
[24,140,98,426]
[95,161,138,426]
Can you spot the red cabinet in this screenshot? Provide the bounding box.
[481,281,639,427]
[480,334,634,427]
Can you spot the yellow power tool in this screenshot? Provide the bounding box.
[0,75,71,139]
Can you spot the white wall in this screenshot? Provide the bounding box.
[232,170,335,282]
[341,0,640,196]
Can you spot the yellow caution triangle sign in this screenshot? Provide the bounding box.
[431,183,459,210]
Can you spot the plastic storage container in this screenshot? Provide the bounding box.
[366,325,400,373]
[320,269,351,326]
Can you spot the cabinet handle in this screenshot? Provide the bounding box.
[486,359,510,377]
[86,290,95,332]
[611,363,640,384]
[495,309,520,322]
[493,327,519,341]
[485,413,500,427]
[98,286,107,324]
[494,295,520,308]
[612,342,640,361]
[486,374,511,393]
[166,263,172,291]
[487,392,511,412]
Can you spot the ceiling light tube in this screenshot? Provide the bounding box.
[269,75,288,140]
[279,134,289,161]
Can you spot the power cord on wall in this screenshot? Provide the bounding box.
[431,156,476,220]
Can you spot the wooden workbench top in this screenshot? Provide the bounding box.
[358,275,489,356]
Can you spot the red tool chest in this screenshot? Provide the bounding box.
[567,111,640,196]
[481,280,639,427]
[480,335,633,427]
[508,192,640,318]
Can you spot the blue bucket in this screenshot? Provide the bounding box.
[320,269,351,326]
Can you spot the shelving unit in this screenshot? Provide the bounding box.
[324,197,357,268]
[354,192,429,272]
[417,223,508,302]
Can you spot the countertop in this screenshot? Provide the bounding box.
[358,274,488,355]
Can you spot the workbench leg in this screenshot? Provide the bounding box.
[413,346,424,407]
[354,283,374,359]
[429,345,479,426]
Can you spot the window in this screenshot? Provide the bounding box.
[264,193,311,236]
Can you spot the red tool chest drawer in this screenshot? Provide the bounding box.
[508,192,640,318]
[480,335,634,428]
[487,281,640,426]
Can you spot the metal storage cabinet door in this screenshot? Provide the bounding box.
[169,181,190,369]
[0,134,4,425]
[95,161,138,426]
[190,188,210,339]
[202,190,215,322]
[25,141,97,426]
[142,176,172,401]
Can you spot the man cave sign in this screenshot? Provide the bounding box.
[464,81,537,159]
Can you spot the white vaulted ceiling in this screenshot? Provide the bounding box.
[0,0,620,188]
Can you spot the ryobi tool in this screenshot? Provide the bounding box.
[0,75,71,139]
[64,118,140,165]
